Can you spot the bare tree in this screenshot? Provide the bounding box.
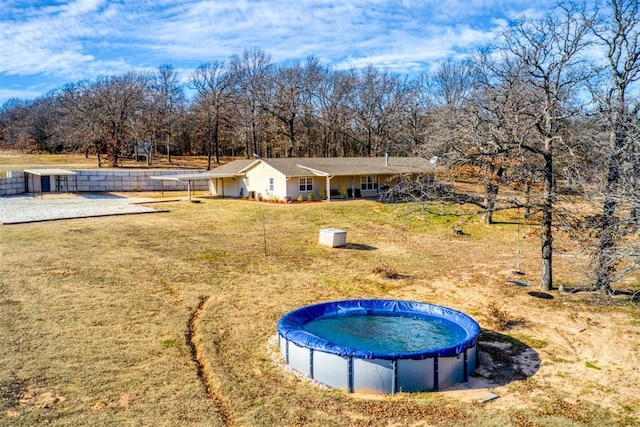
[299,56,327,157]
[57,80,107,164]
[0,98,36,151]
[460,53,542,224]
[24,92,64,152]
[90,72,149,167]
[229,48,273,158]
[431,58,477,108]
[148,64,186,165]
[264,60,305,157]
[589,0,640,292]
[191,61,233,168]
[347,65,408,156]
[316,69,356,156]
[497,2,594,290]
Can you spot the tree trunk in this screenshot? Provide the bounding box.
[244,129,251,159]
[523,180,531,219]
[251,116,260,158]
[595,123,624,293]
[482,183,499,224]
[206,114,212,171]
[540,148,553,291]
[286,118,295,158]
[213,114,220,164]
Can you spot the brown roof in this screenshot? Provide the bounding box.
[217,157,433,177]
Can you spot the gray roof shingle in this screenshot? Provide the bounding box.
[214,157,433,177]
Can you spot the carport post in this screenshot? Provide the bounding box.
[326,176,332,201]
[187,180,192,201]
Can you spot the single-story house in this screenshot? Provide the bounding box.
[204,156,434,201]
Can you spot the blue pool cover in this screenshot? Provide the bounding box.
[277,299,480,360]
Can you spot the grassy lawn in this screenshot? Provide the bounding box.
[1,155,639,425]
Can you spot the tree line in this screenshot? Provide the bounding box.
[1,0,639,295]
[0,49,433,168]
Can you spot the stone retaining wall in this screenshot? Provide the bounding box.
[1,169,210,196]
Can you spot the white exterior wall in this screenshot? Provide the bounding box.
[280,174,398,201]
[209,177,241,198]
[286,176,321,201]
[243,162,287,201]
[206,168,408,201]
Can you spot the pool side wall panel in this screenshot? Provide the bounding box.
[353,358,393,393]
[312,351,350,390]
[468,345,478,374]
[438,355,465,389]
[397,358,435,392]
[288,341,312,377]
[280,337,477,393]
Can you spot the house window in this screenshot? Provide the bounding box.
[269,178,274,192]
[361,176,378,190]
[299,177,313,192]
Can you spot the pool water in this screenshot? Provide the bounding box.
[302,313,468,354]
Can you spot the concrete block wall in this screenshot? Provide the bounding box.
[1,169,209,196]
[0,171,26,195]
[72,169,210,192]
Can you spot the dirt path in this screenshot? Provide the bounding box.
[187,296,235,426]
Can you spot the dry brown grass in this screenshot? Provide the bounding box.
[1,153,639,426]
[0,149,222,174]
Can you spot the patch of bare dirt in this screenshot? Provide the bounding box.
[118,393,134,408]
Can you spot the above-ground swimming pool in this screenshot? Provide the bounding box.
[277,299,480,394]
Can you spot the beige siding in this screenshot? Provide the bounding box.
[209,177,241,197]
[244,162,287,201]
[288,176,320,201]
[207,163,406,201]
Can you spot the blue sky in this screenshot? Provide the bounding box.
[0,0,553,104]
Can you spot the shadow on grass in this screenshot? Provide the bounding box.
[339,243,377,251]
[562,285,640,297]
[528,291,554,300]
[472,329,541,388]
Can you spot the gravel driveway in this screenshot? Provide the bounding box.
[0,193,164,225]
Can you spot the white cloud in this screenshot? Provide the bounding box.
[0,0,556,103]
[62,0,106,16]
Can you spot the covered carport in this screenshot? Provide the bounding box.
[24,169,78,198]
[151,171,241,201]
[150,172,217,201]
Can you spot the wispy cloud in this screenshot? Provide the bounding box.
[0,0,555,103]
